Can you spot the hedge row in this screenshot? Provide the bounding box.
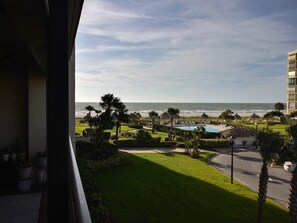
[82,151,132,173]
[199,139,231,148]
[115,137,172,148]
[82,129,112,141]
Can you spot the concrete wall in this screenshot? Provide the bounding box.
[0,65,28,152]
[28,69,46,159]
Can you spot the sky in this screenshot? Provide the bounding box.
[76,0,297,103]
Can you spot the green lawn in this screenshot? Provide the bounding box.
[75,121,138,136]
[149,130,168,141]
[75,121,88,135]
[238,123,289,136]
[93,153,288,223]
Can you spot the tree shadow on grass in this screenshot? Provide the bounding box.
[95,153,288,223]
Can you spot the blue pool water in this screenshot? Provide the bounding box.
[175,125,221,133]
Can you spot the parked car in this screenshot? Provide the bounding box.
[284,161,296,172]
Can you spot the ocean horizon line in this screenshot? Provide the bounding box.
[75,102,282,118]
[76,101,280,104]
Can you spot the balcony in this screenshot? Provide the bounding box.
[289,63,296,72]
[0,137,91,223]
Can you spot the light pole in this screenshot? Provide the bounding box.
[229,136,234,184]
[255,122,258,150]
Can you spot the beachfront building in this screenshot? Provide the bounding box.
[0,1,91,222]
[288,49,297,114]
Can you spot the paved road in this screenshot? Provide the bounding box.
[210,148,292,207]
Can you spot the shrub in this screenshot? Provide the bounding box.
[120,131,135,138]
[102,132,111,141]
[277,145,295,164]
[110,134,117,140]
[76,141,118,160]
[203,132,220,139]
[155,124,171,132]
[199,139,231,148]
[96,143,117,160]
[176,142,185,148]
[116,138,171,148]
[78,159,111,222]
[82,128,96,137]
[176,136,185,142]
[191,148,200,158]
[83,152,132,173]
[164,137,170,141]
[128,124,143,129]
[135,129,152,140]
[76,141,96,159]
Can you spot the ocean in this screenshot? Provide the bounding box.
[76,102,279,117]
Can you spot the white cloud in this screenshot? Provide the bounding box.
[76,0,297,102]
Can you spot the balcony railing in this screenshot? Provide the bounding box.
[69,136,92,223]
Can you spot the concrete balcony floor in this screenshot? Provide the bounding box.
[0,193,42,223]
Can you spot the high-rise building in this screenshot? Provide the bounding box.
[287,49,297,114]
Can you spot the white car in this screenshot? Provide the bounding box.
[284,161,296,172]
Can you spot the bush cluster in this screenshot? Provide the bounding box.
[128,124,143,129]
[120,131,135,138]
[76,141,117,160]
[135,129,152,140]
[78,152,133,222]
[115,137,172,148]
[83,152,132,173]
[199,139,231,148]
[155,124,171,132]
[78,161,110,222]
[83,128,96,137]
[76,141,96,159]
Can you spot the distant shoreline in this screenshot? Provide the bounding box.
[75,102,282,118]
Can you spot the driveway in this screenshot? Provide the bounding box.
[210,148,292,207]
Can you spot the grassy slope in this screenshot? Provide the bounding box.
[94,153,288,223]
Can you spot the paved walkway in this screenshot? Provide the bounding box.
[120,147,185,153]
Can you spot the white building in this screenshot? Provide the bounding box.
[288,49,297,114]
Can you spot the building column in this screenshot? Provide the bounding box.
[47,0,70,222]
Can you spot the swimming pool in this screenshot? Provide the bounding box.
[175,125,221,133]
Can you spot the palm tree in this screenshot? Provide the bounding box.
[84,105,95,128]
[256,129,283,223]
[190,127,205,158]
[286,124,297,222]
[148,111,159,134]
[90,94,122,145]
[129,112,142,127]
[85,105,94,116]
[167,107,180,129]
[99,93,121,114]
[274,102,285,112]
[93,109,101,117]
[113,103,129,146]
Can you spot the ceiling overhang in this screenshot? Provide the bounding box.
[0,0,83,72]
